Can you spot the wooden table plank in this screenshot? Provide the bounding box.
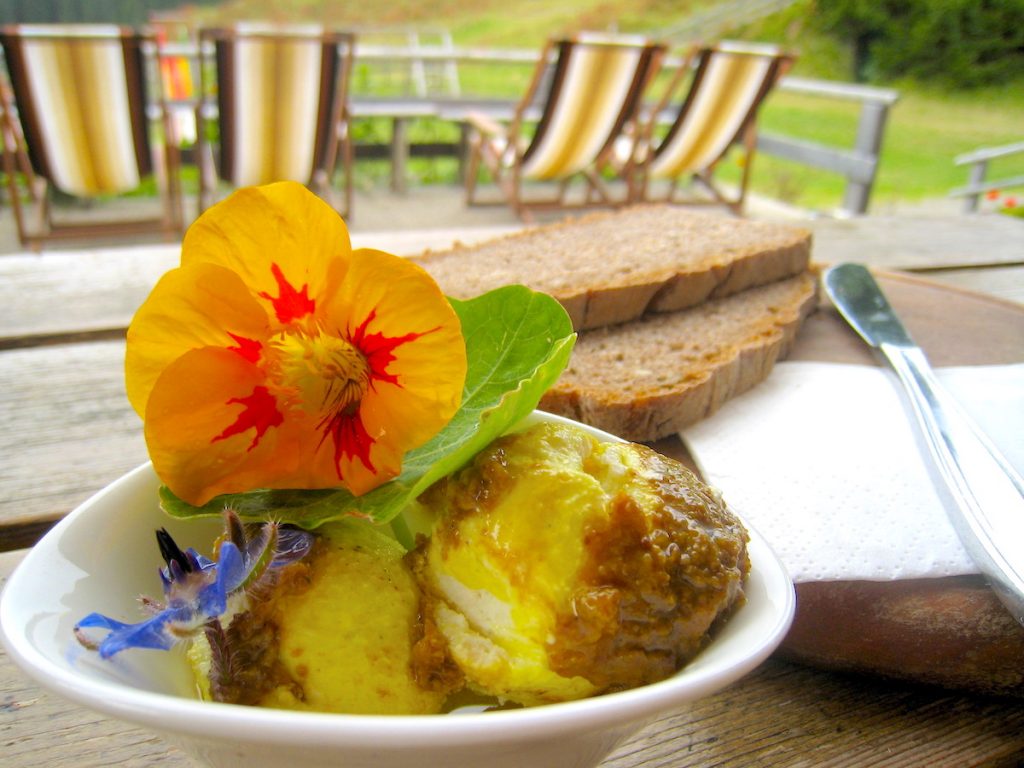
[3,544,1023,768]
[2,218,1020,347]
[808,214,1024,305]
[922,264,1024,305]
[0,245,174,344]
[604,666,1024,767]
[0,340,144,549]
[0,228,519,345]
[807,214,1024,272]
[3,266,1018,552]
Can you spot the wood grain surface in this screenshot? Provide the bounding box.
[0,228,520,345]
[4,270,1019,550]
[0,340,145,549]
[792,269,1024,367]
[808,214,1024,273]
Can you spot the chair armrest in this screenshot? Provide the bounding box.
[465,111,507,138]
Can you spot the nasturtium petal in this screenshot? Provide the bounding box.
[181,182,349,328]
[160,286,576,531]
[125,261,272,417]
[145,347,305,506]
[324,247,467,449]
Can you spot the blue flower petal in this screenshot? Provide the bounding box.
[76,612,133,632]
[98,615,179,658]
[76,611,179,659]
[195,541,244,617]
[216,540,246,595]
[187,548,217,571]
[274,528,315,567]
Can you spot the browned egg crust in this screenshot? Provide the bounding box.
[551,444,749,691]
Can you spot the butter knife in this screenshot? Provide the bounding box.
[823,263,1024,626]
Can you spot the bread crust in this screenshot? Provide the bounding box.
[539,271,819,442]
[412,205,812,331]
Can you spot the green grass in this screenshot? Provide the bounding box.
[205,0,703,47]
[876,84,1024,199]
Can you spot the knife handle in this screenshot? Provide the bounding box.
[881,343,1024,626]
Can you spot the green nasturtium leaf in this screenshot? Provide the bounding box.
[161,285,576,532]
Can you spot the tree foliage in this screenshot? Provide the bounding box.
[815,0,1024,87]
[0,0,221,26]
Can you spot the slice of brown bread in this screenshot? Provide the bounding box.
[539,270,819,442]
[411,205,811,330]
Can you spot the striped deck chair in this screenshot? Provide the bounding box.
[196,26,355,218]
[464,35,665,222]
[0,24,183,248]
[621,42,794,214]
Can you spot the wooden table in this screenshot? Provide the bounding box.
[2,215,1023,767]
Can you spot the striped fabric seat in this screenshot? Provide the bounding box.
[464,35,664,222]
[2,25,150,197]
[625,42,794,214]
[521,37,659,180]
[197,26,354,217]
[0,24,183,248]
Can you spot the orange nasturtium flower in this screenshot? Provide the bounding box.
[125,182,467,506]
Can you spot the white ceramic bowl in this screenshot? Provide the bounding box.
[1,414,795,768]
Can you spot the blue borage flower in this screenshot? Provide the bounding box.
[75,510,313,659]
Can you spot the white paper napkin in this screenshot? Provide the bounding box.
[681,361,1024,583]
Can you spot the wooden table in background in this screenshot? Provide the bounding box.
[2,216,1023,767]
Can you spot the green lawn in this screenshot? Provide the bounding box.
[740,82,1024,212]
[377,7,1024,212]
[875,84,1024,202]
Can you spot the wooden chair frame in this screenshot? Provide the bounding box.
[0,26,184,250]
[624,42,794,215]
[464,36,664,222]
[195,27,355,219]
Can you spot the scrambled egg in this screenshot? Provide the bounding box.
[191,519,446,715]
[411,421,749,706]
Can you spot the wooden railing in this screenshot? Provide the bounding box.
[754,77,899,216]
[949,141,1024,213]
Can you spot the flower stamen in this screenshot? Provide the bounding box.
[275,330,371,422]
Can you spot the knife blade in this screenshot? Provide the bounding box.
[823,262,1024,627]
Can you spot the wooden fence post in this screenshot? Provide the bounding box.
[963,160,988,213]
[841,99,892,215]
